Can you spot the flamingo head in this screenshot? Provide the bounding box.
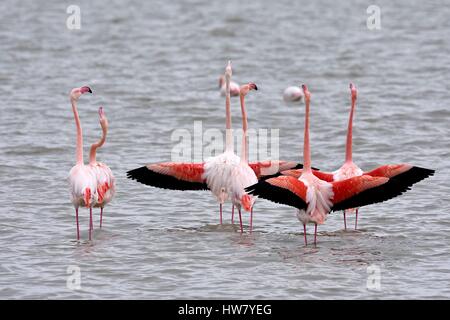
[301,84,310,101]
[98,107,109,130]
[70,86,92,100]
[350,83,357,100]
[224,61,232,81]
[240,82,258,96]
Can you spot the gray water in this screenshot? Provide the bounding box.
[1,0,450,299]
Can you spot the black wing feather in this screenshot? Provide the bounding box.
[245,180,307,211]
[332,166,434,211]
[126,166,209,191]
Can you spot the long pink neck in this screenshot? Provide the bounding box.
[225,76,233,152]
[239,94,248,163]
[303,97,311,172]
[89,124,107,165]
[345,96,356,163]
[71,98,84,165]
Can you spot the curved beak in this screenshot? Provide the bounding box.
[80,86,92,94]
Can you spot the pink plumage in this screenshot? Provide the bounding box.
[67,86,97,240]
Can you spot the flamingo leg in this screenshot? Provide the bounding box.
[343,211,347,230]
[89,207,93,240]
[249,206,253,233]
[231,205,234,224]
[238,208,243,233]
[100,207,103,228]
[303,224,307,246]
[314,223,317,245]
[219,203,223,225]
[355,209,359,230]
[75,208,80,240]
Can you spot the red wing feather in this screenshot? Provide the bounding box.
[127,163,208,191]
[245,176,308,210]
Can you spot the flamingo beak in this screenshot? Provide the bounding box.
[80,86,92,94]
[350,83,357,98]
[302,84,311,99]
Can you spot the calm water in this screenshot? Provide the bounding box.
[1,0,450,299]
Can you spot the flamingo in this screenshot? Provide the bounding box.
[280,83,434,230]
[219,74,240,97]
[228,82,259,231]
[89,107,116,228]
[127,62,304,231]
[246,85,424,245]
[68,86,97,240]
[283,86,303,102]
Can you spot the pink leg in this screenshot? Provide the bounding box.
[75,208,80,240]
[343,211,347,230]
[238,208,243,233]
[100,207,103,228]
[303,224,307,246]
[355,209,359,230]
[314,223,317,245]
[231,205,235,224]
[219,203,223,224]
[89,207,93,240]
[249,207,253,233]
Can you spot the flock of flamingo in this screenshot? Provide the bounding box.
[68,61,434,245]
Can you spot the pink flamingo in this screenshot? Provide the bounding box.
[219,74,240,97]
[89,107,116,228]
[228,82,259,232]
[68,86,97,240]
[127,62,304,231]
[283,86,303,102]
[246,85,422,245]
[280,83,434,230]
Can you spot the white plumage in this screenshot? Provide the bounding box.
[220,80,240,97]
[203,151,241,204]
[91,163,115,208]
[69,164,98,208]
[283,86,303,102]
[296,172,334,226]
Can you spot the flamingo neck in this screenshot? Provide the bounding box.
[303,98,312,172]
[71,98,84,165]
[89,124,107,165]
[239,94,248,163]
[345,96,356,163]
[225,76,233,152]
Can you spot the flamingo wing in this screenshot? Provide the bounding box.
[245,175,308,210]
[364,164,435,188]
[331,175,410,211]
[127,162,208,191]
[248,160,319,179]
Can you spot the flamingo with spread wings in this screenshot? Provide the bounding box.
[127,62,304,231]
[245,85,427,245]
[280,84,434,230]
[68,86,97,240]
[89,107,116,228]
